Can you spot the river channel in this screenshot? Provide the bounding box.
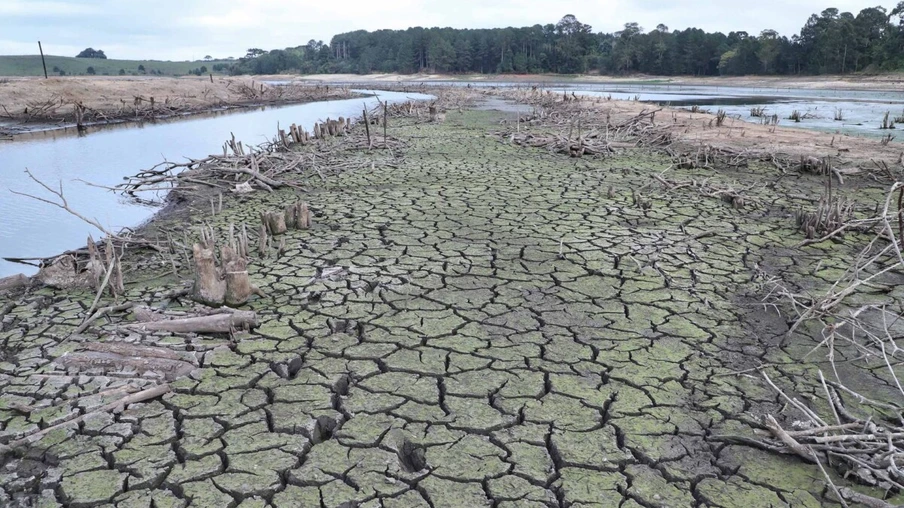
[0,90,433,278]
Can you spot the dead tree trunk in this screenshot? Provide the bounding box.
[222,245,259,307]
[284,204,297,229]
[297,202,312,229]
[363,109,372,148]
[191,242,225,306]
[127,310,259,333]
[261,211,287,236]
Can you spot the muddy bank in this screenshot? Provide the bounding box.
[0,87,902,507]
[0,76,356,136]
[499,87,904,170]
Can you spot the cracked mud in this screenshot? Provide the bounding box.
[2,108,901,507]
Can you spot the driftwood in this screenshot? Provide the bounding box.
[11,169,116,238]
[82,341,197,364]
[55,350,196,380]
[127,309,259,333]
[0,383,172,455]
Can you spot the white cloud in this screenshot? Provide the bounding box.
[0,0,893,61]
[0,1,100,16]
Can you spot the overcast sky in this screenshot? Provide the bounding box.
[0,0,892,61]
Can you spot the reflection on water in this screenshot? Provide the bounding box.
[0,90,432,278]
[341,80,904,140]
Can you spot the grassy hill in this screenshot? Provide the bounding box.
[0,55,234,77]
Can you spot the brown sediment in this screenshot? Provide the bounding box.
[0,76,356,136]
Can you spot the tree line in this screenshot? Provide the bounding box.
[227,4,904,76]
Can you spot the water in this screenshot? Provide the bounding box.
[349,79,904,140]
[0,90,432,278]
[550,85,904,141]
[368,79,904,102]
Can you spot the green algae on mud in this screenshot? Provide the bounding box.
[0,105,901,507]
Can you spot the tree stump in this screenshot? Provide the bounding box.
[266,211,287,235]
[284,204,298,229]
[296,202,312,229]
[191,243,225,306]
[258,224,269,258]
[222,245,258,307]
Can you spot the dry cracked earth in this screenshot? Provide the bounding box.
[1,108,902,507]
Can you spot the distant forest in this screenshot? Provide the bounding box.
[230,4,904,76]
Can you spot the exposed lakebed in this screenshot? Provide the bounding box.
[380,79,904,141]
[1,106,899,506]
[3,80,902,279]
[0,90,432,278]
[563,84,904,141]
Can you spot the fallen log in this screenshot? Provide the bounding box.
[126,310,259,333]
[81,341,197,365]
[55,351,196,380]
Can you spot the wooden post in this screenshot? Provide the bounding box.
[362,109,371,148]
[383,102,388,143]
[38,41,48,79]
[75,103,85,131]
[209,73,213,83]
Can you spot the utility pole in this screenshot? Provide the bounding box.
[38,41,48,79]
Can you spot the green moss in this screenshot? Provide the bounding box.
[59,469,126,507]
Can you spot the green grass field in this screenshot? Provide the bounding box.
[0,55,234,77]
